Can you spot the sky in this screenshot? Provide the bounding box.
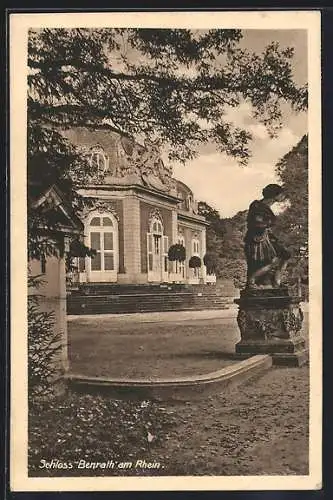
[171,30,308,217]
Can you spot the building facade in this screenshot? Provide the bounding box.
[62,127,215,285]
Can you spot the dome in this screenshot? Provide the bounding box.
[59,126,177,195]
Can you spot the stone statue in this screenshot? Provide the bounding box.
[244,184,291,289]
[234,183,308,367]
[119,136,173,191]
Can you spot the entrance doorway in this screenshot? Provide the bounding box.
[147,217,168,282]
[86,212,118,282]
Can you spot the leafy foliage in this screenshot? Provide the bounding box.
[29,393,175,476]
[28,275,63,398]
[203,252,218,274]
[168,243,186,262]
[189,255,202,268]
[198,201,247,286]
[28,28,306,259]
[65,238,97,273]
[274,135,308,294]
[29,28,306,165]
[199,136,308,292]
[217,258,247,289]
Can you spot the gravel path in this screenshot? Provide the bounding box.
[151,365,309,476]
[29,365,309,477]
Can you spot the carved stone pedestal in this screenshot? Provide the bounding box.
[234,287,308,367]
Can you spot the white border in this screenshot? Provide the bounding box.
[10,10,322,492]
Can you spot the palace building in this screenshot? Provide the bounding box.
[62,127,215,286]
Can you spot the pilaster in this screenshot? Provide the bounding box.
[122,196,141,279]
[200,228,207,282]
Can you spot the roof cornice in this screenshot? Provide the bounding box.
[79,183,181,204]
[177,210,209,226]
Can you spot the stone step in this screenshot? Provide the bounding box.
[68,300,229,311]
[70,284,228,297]
[68,305,229,315]
[67,284,232,315]
[68,292,230,301]
[67,297,230,314]
[69,293,227,302]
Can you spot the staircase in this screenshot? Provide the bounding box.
[67,283,232,315]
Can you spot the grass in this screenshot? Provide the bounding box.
[68,316,241,379]
[28,312,310,477]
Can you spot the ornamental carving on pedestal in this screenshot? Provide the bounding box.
[236,309,247,337]
[237,309,269,340]
[282,308,304,335]
[236,306,302,341]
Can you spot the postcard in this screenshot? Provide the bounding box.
[10,10,322,492]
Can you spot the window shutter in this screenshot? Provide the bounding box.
[162,235,169,274]
[163,235,169,254]
[147,233,153,272]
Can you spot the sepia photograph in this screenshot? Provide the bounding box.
[10,10,322,492]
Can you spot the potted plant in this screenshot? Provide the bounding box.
[189,255,202,269]
[188,255,201,284]
[168,243,186,262]
[168,243,186,282]
[203,252,218,283]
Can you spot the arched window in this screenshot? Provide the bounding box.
[178,235,185,245]
[90,149,109,174]
[192,237,200,256]
[186,195,193,211]
[176,233,186,279]
[86,212,118,281]
[147,217,168,281]
[177,191,186,210]
[151,219,163,236]
[191,236,201,278]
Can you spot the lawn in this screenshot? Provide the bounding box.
[28,312,310,477]
[68,316,242,379]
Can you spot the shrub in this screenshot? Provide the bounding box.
[203,252,218,274]
[168,243,186,262]
[189,255,202,268]
[215,258,247,289]
[28,275,63,399]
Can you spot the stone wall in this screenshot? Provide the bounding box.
[110,199,125,273]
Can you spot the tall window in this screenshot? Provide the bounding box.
[176,233,186,278]
[192,236,200,278]
[88,213,118,273]
[186,195,193,211]
[147,217,168,279]
[90,149,108,174]
[192,237,200,256]
[148,219,163,272]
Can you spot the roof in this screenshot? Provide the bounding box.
[58,127,196,198]
[44,125,202,216]
[31,184,84,234]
